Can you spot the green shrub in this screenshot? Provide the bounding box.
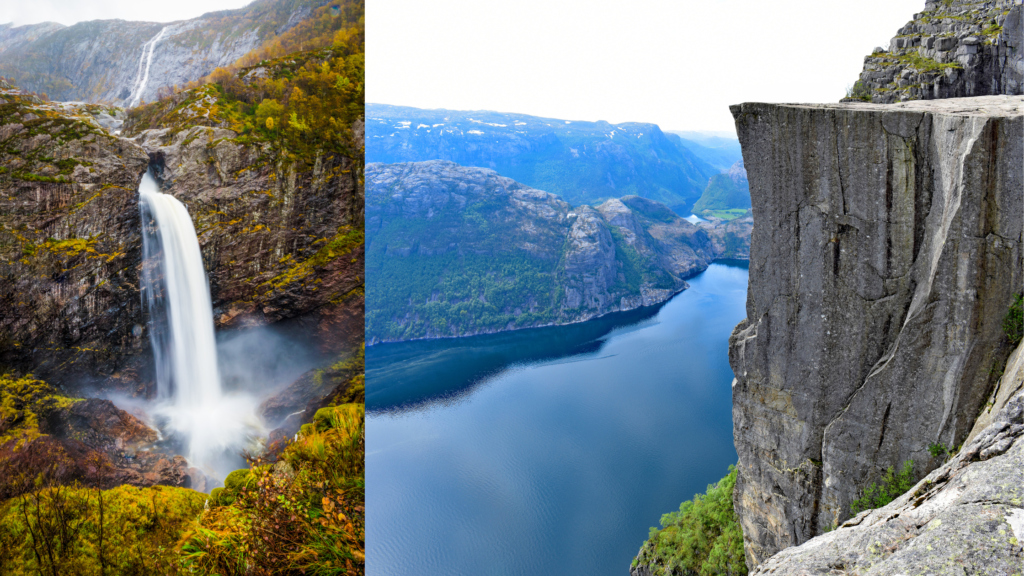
[1004,293,1023,346]
[179,403,365,574]
[846,80,873,102]
[850,460,916,516]
[928,442,948,459]
[634,466,748,576]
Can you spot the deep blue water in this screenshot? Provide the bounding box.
[366,262,748,576]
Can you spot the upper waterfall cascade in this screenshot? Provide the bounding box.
[128,27,168,108]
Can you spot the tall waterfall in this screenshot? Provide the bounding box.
[127,27,168,108]
[140,173,258,472]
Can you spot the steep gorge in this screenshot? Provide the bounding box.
[729,95,1023,569]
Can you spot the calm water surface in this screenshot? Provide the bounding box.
[367,262,748,576]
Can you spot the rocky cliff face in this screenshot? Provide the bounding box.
[729,96,1023,567]
[366,160,729,342]
[848,0,1023,103]
[0,81,152,392]
[0,0,329,105]
[752,385,1024,575]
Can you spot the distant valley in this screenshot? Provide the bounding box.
[366,104,738,216]
[366,160,748,343]
[0,0,332,106]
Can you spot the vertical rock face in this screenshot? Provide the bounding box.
[729,96,1023,567]
[750,387,1024,575]
[849,0,1023,103]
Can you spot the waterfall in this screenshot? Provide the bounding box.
[127,27,168,108]
[140,173,259,472]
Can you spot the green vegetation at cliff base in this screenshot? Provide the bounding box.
[633,466,748,576]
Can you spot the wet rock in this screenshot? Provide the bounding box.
[135,123,364,357]
[0,88,152,393]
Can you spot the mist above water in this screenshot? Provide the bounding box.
[139,172,262,478]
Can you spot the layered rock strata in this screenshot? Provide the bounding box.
[0,84,151,391]
[848,0,1023,103]
[729,96,1023,567]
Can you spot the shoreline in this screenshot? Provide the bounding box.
[366,257,749,347]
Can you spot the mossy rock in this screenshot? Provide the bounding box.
[209,487,225,506]
[223,468,256,494]
[312,403,365,437]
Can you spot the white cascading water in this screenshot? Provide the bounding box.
[139,173,259,474]
[127,27,168,108]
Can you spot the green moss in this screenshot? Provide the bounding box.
[0,484,205,575]
[0,374,80,447]
[262,227,363,292]
[1004,293,1023,345]
[180,400,365,573]
[898,53,962,73]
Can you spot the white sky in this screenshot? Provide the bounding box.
[367,0,925,133]
[1,0,253,27]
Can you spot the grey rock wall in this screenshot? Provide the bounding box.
[729,96,1023,568]
[751,386,1024,575]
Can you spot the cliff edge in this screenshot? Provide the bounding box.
[729,96,1023,567]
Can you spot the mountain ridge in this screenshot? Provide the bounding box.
[366,103,719,215]
[365,160,744,343]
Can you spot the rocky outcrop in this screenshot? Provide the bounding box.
[0,0,331,105]
[698,214,753,261]
[136,123,364,355]
[751,386,1024,575]
[0,85,152,392]
[729,96,1023,568]
[366,160,720,342]
[847,0,1023,103]
[0,376,190,497]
